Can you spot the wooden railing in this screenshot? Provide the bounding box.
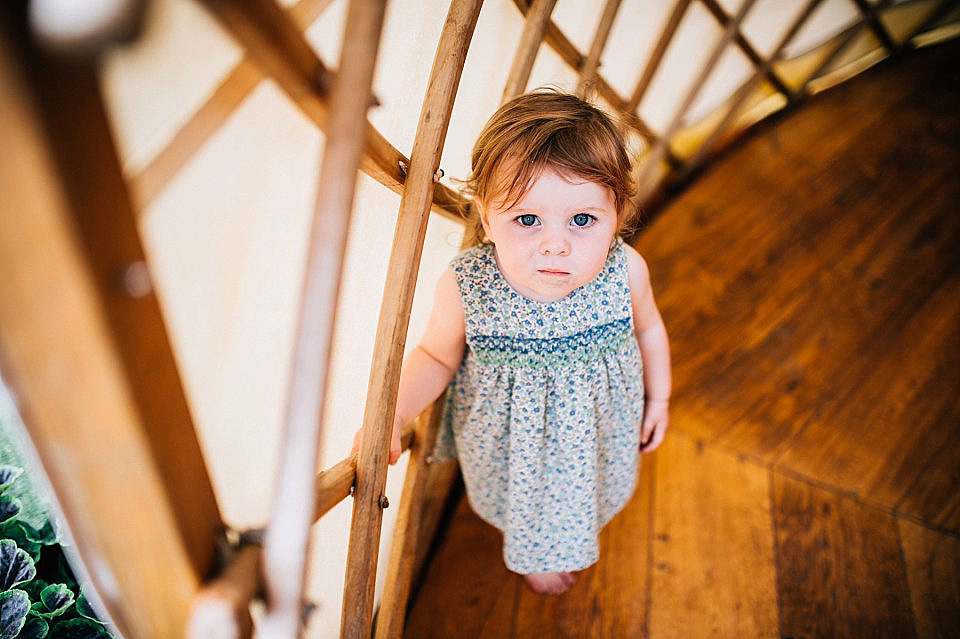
[0,0,955,638]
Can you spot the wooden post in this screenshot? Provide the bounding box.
[341,1,483,636]
[627,0,693,114]
[576,0,624,98]
[0,11,222,639]
[900,0,960,50]
[510,0,657,143]
[633,0,758,202]
[698,0,792,98]
[849,0,897,53]
[502,0,558,103]
[678,0,825,180]
[255,1,389,637]
[374,398,446,639]
[198,0,467,222]
[794,0,893,100]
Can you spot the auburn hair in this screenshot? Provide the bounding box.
[460,89,637,246]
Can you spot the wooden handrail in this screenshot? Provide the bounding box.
[341,1,484,636]
[576,0,624,98]
[256,0,389,637]
[502,0,558,103]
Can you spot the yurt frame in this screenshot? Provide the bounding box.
[0,0,956,638]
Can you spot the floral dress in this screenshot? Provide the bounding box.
[434,237,645,573]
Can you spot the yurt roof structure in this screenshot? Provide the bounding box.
[0,0,958,637]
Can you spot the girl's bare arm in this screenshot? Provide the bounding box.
[625,244,672,452]
[354,267,466,464]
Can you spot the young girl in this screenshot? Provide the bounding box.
[357,90,670,595]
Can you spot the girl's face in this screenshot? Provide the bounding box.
[480,166,618,302]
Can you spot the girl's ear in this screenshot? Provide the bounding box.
[477,200,492,238]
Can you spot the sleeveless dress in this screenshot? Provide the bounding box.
[434,237,646,574]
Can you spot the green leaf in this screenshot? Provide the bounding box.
[22,579,49,603]
[47,618,110,639]
[0,467,22,493]
[0,496,21,527]
[0,540,35,590]
[29,584,74,619]
[17,616,48,639]
[0,523,41,563]
[21,521,57,546]
[73,592,97,623]
[0,589,29,639]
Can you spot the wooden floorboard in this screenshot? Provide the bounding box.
[898,518,960,639]
[773,472,917,639]
[403,39,960,638]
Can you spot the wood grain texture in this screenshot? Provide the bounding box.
[342,1,483,636]
[375,398,446,639]
[403,498,518,639]
[773,472,916,639]
[256,1,389,635]
[648,431,779,639]
[898,518,960,639]
[0,17,217,639]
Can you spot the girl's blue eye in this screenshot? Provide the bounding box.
[516,214,538,227]
[572,213,594,227]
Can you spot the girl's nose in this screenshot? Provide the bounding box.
[540,232,570,256]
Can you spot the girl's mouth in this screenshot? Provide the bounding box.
[538,269,569,276]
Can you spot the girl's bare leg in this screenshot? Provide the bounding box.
[522,571,576,595]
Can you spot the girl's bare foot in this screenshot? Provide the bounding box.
[522,571,576,595]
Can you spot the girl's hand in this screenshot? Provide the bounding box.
[640,399,669,453]
[351,417,404,465]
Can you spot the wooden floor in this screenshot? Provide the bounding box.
[403,39,960,639]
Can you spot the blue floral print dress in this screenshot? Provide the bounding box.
[434,237,645,573]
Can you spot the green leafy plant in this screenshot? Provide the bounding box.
[0,464,112,639]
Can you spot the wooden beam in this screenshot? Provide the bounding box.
[0,10,222,639]
[130,55,262,210]
[627,0,692,114]
[794,0,893,100]
[289,0,340,29]
[374,397,446,639]
[341,1,484,637]
[576,0,623,98]
[899,0,960,50]
[698,0,793,97]
[849,0,897,53]
[502,0,558,103]
[634,0,758,202]
[256,0,389,637]
[677,0,826,181]
[197,0,466,223]
[512,0,658,144]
